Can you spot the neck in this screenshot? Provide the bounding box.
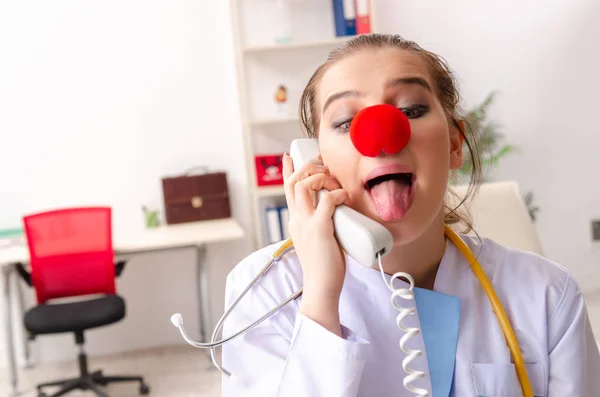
[380,212,447,290]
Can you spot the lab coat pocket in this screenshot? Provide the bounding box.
[471,362,546,397]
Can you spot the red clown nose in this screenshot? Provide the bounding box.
[349,104,411,157]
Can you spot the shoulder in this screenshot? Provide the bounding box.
[460,234,580,320]
[222,241,304,338]
[225,241,303,308]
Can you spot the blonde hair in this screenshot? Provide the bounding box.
[298,33,482,232]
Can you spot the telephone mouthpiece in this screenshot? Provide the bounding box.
[170,313,183,328]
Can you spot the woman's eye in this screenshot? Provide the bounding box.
[333,118,353,132]
[332,105,427,131]
[400,104,429,119]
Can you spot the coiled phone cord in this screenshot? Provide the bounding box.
[377,253,428,397]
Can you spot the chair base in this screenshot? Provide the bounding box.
[32,331,149,397]
[37,371,150,397]
[37,370,150,397]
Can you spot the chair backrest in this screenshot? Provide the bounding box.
[449,181,544,256]
[23,207,116,304]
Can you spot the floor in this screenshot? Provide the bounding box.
[4,292,600,397]
[0,345,221,397]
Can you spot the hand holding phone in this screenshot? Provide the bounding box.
[281,149,349,336]
[289,139,393,268]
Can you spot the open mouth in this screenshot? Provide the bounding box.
[364,172,416,221]
[364,173,414,191]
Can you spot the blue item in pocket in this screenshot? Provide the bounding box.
[413,288,461,397]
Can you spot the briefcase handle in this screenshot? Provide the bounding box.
[184,165,210,176]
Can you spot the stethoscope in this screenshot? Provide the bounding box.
[171,227,533,397]
[170,104,534,397]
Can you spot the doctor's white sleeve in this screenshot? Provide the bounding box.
[220,269,370,397]
[547,274,600,396]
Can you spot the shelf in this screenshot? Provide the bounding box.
[232,0,380,249]
[248,116,299,126]
[243,36,358,54]
[255,185,285,198]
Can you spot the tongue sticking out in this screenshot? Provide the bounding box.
[369,179,412,221]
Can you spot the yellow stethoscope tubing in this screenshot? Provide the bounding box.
[270,226,533,397]
[444,225,533,397]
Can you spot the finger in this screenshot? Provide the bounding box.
[282,153,293,180]
[295,174,343,215]
[283,154,325,182]
[283,158,326,193]
[314,189,349,220]
[284,162,329,215]
[297,164,329,182]
[282,153,297,210]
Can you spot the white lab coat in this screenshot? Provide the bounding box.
[221,234,600,396]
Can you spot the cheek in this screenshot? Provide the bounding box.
[410,118,451,174]
[319,134,360,187]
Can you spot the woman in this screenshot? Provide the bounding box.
[221,34,600,396]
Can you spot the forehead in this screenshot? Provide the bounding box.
[317,47,432,103]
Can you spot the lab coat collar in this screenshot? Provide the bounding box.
[433,233,475,294]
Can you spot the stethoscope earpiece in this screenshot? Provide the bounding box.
[170,313,183,328]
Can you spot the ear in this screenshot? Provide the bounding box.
[449,119,464,170]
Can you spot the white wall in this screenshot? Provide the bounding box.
[2,0,600,371]
[374,0,600,291]
[0,0,254,367]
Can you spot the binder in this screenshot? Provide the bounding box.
[355,0,371,34]
[264,205,291,244]
[265,206,283,244]
[332,0,356,37]
[279,206,290,240]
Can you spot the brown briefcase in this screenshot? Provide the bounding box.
[161,168,231,225]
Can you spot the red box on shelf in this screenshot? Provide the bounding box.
[255,154,284,186]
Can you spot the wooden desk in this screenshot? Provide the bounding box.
[1,217,245,396]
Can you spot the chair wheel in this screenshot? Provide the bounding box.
[140,383,150,395]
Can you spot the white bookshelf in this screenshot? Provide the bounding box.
[247,116,299,126]
[243,36,357,54]
[256,185,286,198]
[229,0,379,249]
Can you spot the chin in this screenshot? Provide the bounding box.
[386,220,427,246]
[388,205,447,247]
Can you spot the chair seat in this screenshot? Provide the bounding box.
[25,294,125,335]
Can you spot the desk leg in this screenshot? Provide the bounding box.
[196,246,213,367]
[2,264,19,396]
[14,275,32,369]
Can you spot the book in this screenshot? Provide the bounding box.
[355,0,371,34]
[332,0,356,37]
[264,205,290,244]
[265,206,283,244]
[279,206,290,239]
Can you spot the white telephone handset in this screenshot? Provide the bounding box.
[289,138,393,267]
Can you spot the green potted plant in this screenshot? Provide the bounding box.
[142,206,161,228]
[456,91,540,221]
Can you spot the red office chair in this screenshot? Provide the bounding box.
[15,207,150,397]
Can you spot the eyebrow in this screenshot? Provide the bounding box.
[321,76,432,114]
[322,90,362,114]
[385,76,432,92]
